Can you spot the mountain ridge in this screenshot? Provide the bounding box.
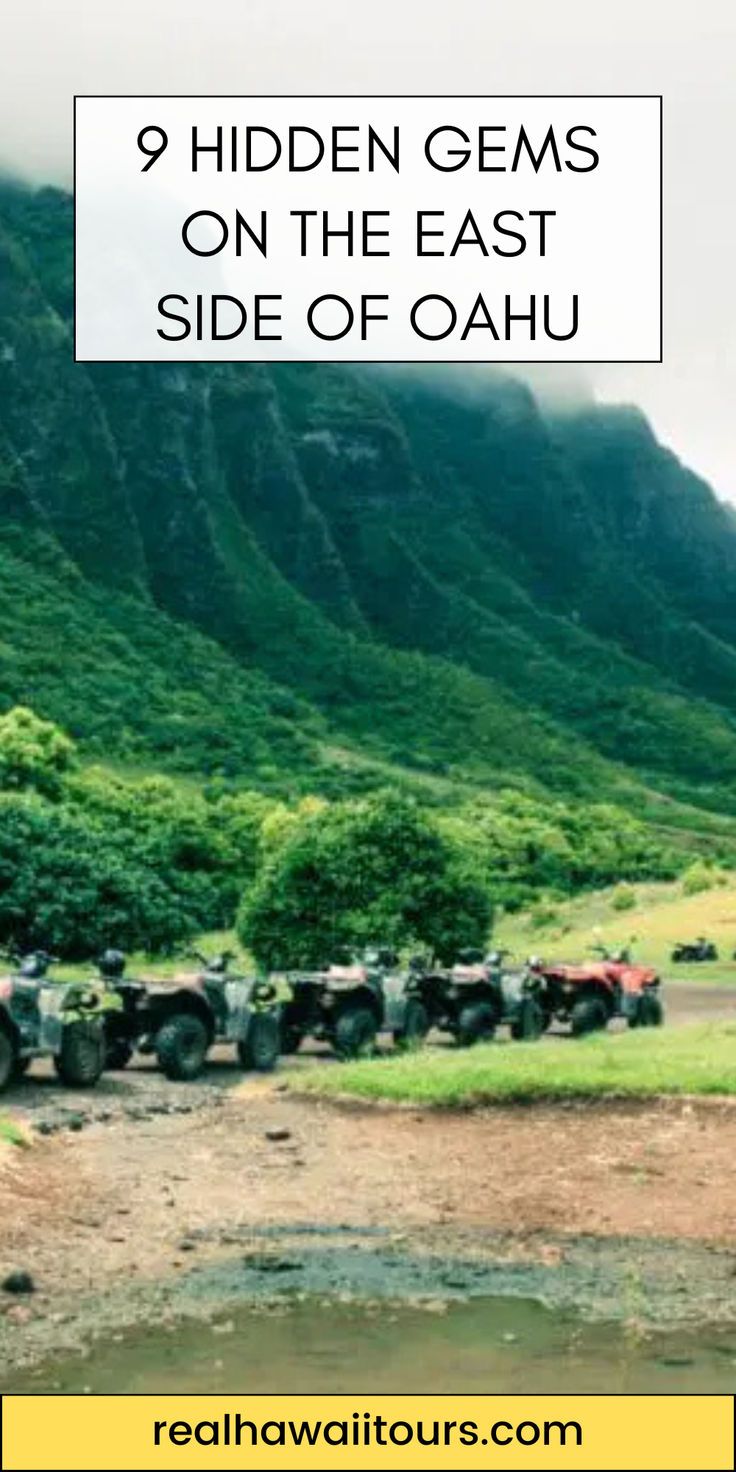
[2,179,736,826]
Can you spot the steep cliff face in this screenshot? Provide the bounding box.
[3,178,736,808]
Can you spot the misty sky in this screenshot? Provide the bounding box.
[1,0,734,498]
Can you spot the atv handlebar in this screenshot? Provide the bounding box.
[1,947,59,972]
[188,948,235,972]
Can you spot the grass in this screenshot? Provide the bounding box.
[495,877,736,985]
[297,1022,736,1107]
[0,1116,30,1148]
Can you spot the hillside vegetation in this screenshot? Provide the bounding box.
[2,179,736,954]
[496,873,736,984]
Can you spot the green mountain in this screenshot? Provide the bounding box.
[3,178,736,829]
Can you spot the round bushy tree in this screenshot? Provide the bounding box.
[237,790,492,969]
[0,706,74,797]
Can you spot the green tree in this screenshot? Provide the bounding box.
[0,706,74,797]
[0,792,190,957]
[238,790,492,968]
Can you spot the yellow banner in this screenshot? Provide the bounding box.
[2,1394,733,1471]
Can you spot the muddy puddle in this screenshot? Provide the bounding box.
[10,1296,736,1395]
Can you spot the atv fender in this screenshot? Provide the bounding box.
[144,987,214,1044]
[330,983,383,1025]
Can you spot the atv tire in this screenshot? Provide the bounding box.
[570,997,608,1037]
[0,1029,17,1092]
[155,1014,209,1081]
[632,992,664,1028]
[510,996,544,1041]
[238,1012,280,1072]
[55,1022,105,1087]
[280,1021,304,1055]
[333,1006,378,1060]
[456,1001,497,1048]
[393,998,430,1052]
[106,1039,134,1071]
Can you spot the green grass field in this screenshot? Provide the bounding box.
[495,877,736,985]
[297,1022,736,1107]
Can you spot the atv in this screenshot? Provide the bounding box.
[671,937,718,964]
[0,949,116,1091]
[100,949,282,1081]
[279,946,430,1060]
[410,949,545,1047]
[530,945,664,1036]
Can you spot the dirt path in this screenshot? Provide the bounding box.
[662,979,736,1025]
[3,1057,736,1375]
[1,980,735,1375]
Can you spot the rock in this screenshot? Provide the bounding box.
[2,1271,35,1296]
[265,1127,291,1142]
[5,1303,32,1325]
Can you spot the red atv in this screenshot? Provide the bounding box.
[530,945,664,1036]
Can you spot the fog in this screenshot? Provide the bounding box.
[1,0,734,497]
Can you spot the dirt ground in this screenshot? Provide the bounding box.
[1,978,735,1374]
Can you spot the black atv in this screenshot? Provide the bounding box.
[279,946,430,1060]
[100,949,282,1082]
[0,950,113,1091]
[671,937,718,963]
[410,949,544,1047]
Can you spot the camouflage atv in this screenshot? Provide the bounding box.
[0,949,118,1091]
[410,949,544,1046]
[100,949,282,1081]
[279,946,430,1060]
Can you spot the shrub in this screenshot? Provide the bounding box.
[0,706,74,797]
[611,882,637,911]
[0,792,190,957]
[681,860,720,896]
